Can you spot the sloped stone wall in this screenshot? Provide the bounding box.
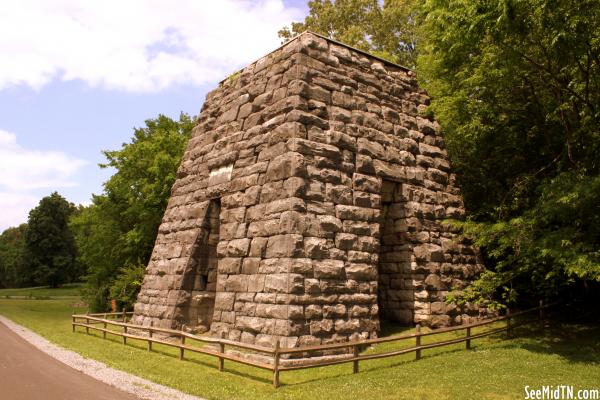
[132,32,484,348]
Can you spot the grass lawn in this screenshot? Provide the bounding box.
[0,296,598,400]
[0,283,83,299]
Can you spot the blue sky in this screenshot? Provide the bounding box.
[0,0,308,230]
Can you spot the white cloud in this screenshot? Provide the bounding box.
[0,129,87,230]
[0,1,304,92]
[0,130,87,190]
[0,192,39,229]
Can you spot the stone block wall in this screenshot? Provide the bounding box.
[132,32,485,348]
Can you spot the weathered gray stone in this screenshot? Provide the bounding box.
[265,234,304,258]
[265,152,306,181]
[214,292,235,311]
[264,274,289,293]
[317,215,343,233]
[218,258,242,274]
[313,259,344,279]
[133,31,486,348]
[225,275,247,292]
[310,319,334,336]
[304,237,329,259]
[287,138,341,160]
[247,275,266,292]
[345,263,377,281]
[323,304,347,318]
[305,304,322,319]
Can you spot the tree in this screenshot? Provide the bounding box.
[284,0,600,308]
[418,0,600,307]
[279,0,420,68]
[24,192,80,288]
[0,224,28,288]
[71,113,194,311]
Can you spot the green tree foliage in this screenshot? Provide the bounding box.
[71,113,194,311]
[279,0,420,67]
[109,264,146,312]
[419,0,600,307]
[0,224,28,288]
[286,0,599,307]
[24,192,81,288]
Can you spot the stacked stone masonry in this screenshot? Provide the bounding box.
[132,32,485,349]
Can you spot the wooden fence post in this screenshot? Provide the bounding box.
[466,326,471,350]
[148,321,153,352]
[85,312,89,335]
[273,339,280,388]
[122,309,126,323]
[353,343,359,374]
[72,314,75,333]
[506,308,512,338]
[123,325,128,345]
[101,313,107,339]
[218,332,225,372]
[179,326,185,360]
[415,324,421,360]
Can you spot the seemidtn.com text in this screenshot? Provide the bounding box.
[525,386,600,400]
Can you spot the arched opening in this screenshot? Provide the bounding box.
[378,180,413,324]
[180,199,220,332]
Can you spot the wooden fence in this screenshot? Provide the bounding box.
[72,301,551,388]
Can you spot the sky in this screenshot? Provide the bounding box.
[0,0,308,231]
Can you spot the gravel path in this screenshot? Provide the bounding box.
[0,316,205,400]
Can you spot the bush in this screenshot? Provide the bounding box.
[109,264,145,312]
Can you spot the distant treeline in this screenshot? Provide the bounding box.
[0,114,194,312]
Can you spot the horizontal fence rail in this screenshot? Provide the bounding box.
[72,301,553,388]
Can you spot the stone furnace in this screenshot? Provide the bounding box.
[132,32,484,348]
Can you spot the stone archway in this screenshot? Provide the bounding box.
[378,180,413,324]
[178,199,220,332]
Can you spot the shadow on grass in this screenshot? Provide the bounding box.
[504,321,600,364]
[214,364,272,385]
[74,328,274,384]
[379,320,414,337]
[281,315,599,388]
[281,345,475,388]
[75,314,600,389]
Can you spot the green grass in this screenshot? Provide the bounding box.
[0,283,83,299]
[0,298,598,400]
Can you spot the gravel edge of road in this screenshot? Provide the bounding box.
[0,315,205,400]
